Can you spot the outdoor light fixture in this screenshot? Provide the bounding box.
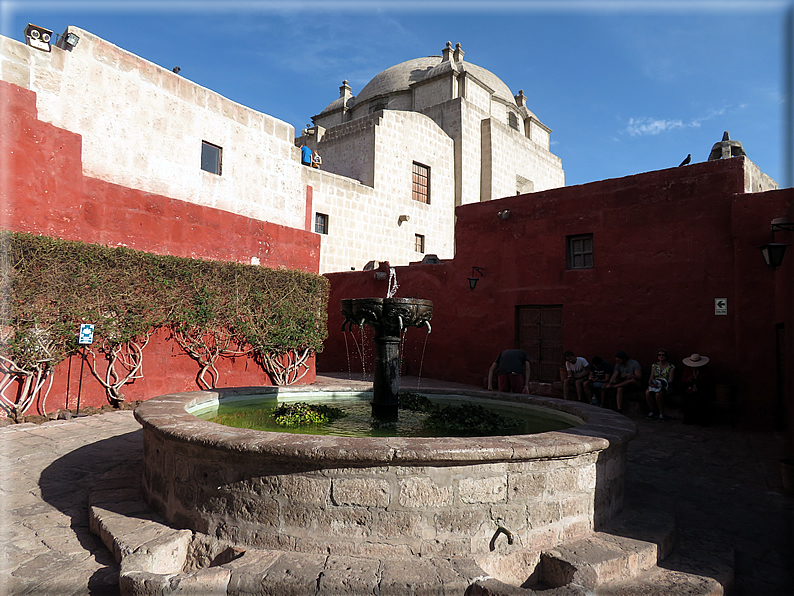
[758,219,794,270]
[24,24,53,52]
[468,266,485,291]
[398,214,410,225]
[61,31,80,48]
[497,209,511,220]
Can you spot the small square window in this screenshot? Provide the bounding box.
[412,162,430,204]
[314,213,329,235]
[415,234,425,253]
[201,141,222,175]
[567,234,593,269]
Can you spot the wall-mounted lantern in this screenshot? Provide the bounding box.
[759,219,794,270]
[398,214,410,225]
[468,266,485,291]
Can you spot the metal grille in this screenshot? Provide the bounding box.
[314,213,328,235]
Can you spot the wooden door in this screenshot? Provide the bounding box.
[516,306,563,382]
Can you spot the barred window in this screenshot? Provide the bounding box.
[567,234,593,269]
[412,162,430,204]
[314,213,329,235]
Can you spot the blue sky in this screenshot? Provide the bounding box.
[2,1,791,187]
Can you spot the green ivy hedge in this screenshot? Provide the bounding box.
[0,231,328,373]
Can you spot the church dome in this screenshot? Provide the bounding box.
[355,56,440,105]
[353,50,518,108]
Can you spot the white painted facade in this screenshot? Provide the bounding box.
[1,29,564,273]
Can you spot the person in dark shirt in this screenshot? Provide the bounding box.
[487,349,530,393]
[605,350,642,414]
[586,356,613,406]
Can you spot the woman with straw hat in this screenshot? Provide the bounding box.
[681,353,713,425]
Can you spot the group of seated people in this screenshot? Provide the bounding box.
[487,348,714,423]
[563,349,713,422]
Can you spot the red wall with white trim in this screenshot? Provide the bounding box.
[0,80,320,415]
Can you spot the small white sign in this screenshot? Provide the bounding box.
[78,324,95,345]
[715,298,728,316]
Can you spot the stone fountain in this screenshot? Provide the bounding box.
[340,297,432,419]
[124,295,646,594]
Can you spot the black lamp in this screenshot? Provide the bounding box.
[758,220,794,270]
[468,266,485,291]
[759,243,790,270]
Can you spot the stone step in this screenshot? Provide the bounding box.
[596,566,723,596]
[540,509,675,590]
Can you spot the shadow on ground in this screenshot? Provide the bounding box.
[38,429,143,595]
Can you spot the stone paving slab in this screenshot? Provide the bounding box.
[1,379,793,595]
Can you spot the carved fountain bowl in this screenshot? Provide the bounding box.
[342,297,433,335]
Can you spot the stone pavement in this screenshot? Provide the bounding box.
[1,378,793,595]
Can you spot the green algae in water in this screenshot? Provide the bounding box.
[202,393,575,438]
[271,402,346,426]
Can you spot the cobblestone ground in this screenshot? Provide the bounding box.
[1,382,792,595]
[1,410,142,595]
[624,416,794,595]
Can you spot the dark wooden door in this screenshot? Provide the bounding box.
[516,306,563,382]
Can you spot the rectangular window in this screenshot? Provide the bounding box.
[314,213,329,235]
[567,234,593,269]
[201,141,222,175]
[412,162,430,204]
[415,233,425,253]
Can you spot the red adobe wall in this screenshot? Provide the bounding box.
[0,80,321,415]
[319,159,794,432]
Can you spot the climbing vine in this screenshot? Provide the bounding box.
[0,232,328,416]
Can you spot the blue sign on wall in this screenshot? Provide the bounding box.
[78,324,94,345]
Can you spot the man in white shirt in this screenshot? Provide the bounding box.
[563,351,590,402]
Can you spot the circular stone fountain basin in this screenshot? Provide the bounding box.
[135,385,636,560]
[189,390,578,437]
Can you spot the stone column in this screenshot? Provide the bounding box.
[372,334,400,420]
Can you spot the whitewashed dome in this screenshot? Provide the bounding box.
[318,44,518,116]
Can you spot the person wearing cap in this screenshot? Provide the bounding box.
[605,350,642,414]
[487,349,531,394]
[681,353,713,425]
[645,349,675,421]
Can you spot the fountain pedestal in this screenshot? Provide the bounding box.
[342,297,433,419]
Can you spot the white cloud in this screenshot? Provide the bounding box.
[625,118,686,136]
[624,104,744,137]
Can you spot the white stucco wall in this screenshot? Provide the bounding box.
[305,110,455,273]
[481,118,565,201]
[1,27,304,229]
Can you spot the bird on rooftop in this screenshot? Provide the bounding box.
[172,66,181,74]
[679,154,691,166]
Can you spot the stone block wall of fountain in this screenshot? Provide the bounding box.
[135,386,635,560]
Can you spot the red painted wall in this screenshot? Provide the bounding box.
[319,159,794,432]
[0,80,321,415]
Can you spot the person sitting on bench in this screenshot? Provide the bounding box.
[605,350,642,414]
